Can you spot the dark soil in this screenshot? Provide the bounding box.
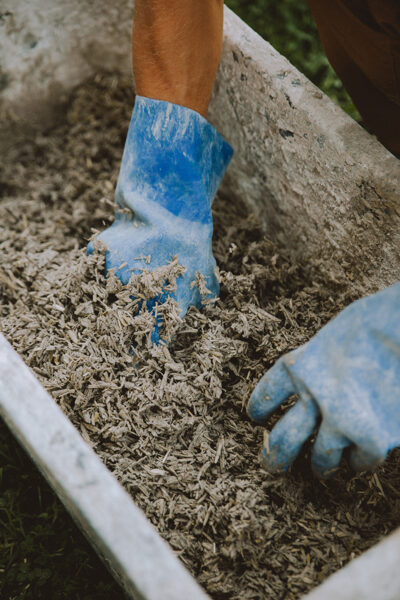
[1,75,400,600]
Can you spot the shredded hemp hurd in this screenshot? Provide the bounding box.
[1,75,399,599]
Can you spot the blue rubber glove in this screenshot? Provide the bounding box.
[248,283,400,477]
[88,96,233,343]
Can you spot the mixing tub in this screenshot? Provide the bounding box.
[1,3,400,599]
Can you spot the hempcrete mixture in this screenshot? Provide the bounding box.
[1,75,400,600]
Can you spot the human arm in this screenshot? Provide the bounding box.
[88,1,232,343]
[133,0,224,118]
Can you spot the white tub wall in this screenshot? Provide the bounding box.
[211,10,400,295]
[0,0,133,129]
[1,1,400,293]
[303,525,400,600]
[2,4,400,599]
[0,333,211,600]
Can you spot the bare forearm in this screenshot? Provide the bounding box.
[133,0,224,117]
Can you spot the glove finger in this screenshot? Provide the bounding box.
[142,291,176,345]
[247,358,296,424]
[349,444,387,472]
[260,394,318,473]
[311,425,350,478]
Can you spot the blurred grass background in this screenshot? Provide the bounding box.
[0,423,124,599]
[0,2,359,599]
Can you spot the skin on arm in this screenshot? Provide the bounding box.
[133,0,224,118]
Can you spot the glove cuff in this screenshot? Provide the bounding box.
[115,95,234,224]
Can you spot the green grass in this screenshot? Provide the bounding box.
[0,3,361,598]
[225,0,360,120]
[0,421,124,599]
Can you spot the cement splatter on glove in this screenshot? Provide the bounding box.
[248,283,400,477]
[88,96,233,343]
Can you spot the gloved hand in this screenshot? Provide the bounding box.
[248,283,400,477]
[88,96,233,343]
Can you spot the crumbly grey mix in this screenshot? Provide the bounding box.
[1,75,399,600]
